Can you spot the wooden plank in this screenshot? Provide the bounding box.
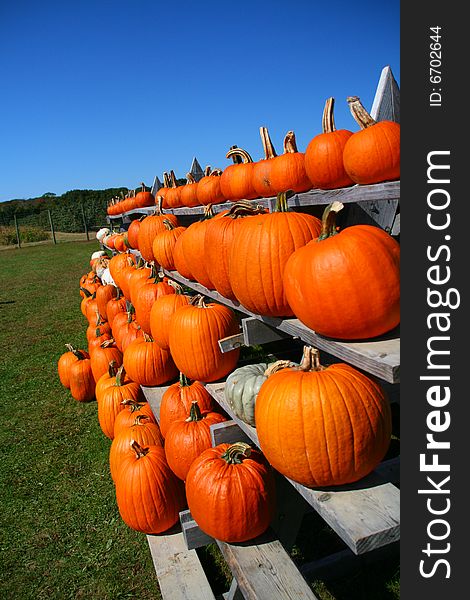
[179,510,214,550]
[223,578,244,600]
[242,317,289,346]
[216,529,318,600]
[106,181,400,220]
[163,270,400,384]
[218,333,245,353]
[147,530,216,600]
[141,384,172,422]
[206,382,400,555]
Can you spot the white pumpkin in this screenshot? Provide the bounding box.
[96,227,110,243]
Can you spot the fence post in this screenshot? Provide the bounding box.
[13,215,21,248]
[48,210,57,244]
[80,203,89,241]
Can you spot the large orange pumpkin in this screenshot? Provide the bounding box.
[252,126,278,198]
[164,401,227,481]
[284,202,400,339]
[123,333,178,387]
[186,442,276,542]
[90,339,123,383]
[152,219,186,271]
[196,167,226,206]
[133,273,175,334]
[229,192,321,316]
[168,296,240,382]
[343,96,400,184]
[134,182,155,208]
[95,284,117,321]
[220,147,258,201]
[115,441,186,534]
[69,355,95,401]
[126,217,143,249]
[164,170,183,209]
[305,97,354,189]
[149,286,191,350]
[113,399,155,437]
[159,373,215,438]
[204,201,267,301]
[58,345,89,389]
[172,230,193,280]
[137,201,180,262]
[255,347,392,487]
[180,173,200,208]
[269,131,311,194]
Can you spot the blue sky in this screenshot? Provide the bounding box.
[0,0,399,202]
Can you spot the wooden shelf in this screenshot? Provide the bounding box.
[106,180,400,219]
[162,269,400,384]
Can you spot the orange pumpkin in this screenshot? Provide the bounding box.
[58,345,89,389]
[123,333,178,387]
[149,286,191,350]
[255,347,392,487]
[196,166,226,205]
[113,399,155,438]
[305,97,354,189]
[69,355,95,401]
[269,131,311,194]
[220,147,258,201]
[134,182,155,208]
[343,96,400,184]
[180,173,200,207]
[133,272,175,334]
[152,219,186,271]
[252,126,278,198]
[137,201,180,263]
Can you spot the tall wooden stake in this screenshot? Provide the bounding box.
[14,215,21,248]
[80,203,89,240]
[48,209,57,244]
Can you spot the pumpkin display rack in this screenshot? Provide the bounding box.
[99,68,401,599]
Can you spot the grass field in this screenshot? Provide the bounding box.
[0,240,399,599]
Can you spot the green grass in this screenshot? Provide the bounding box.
[0,240,400,600]
[0,241,162,599]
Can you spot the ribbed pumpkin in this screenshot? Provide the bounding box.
[164,170,183,209]
[69,355,95,401]
[80,289,95,318]
[224,360,294,426]
[186,442,276,543]
[123,333,178,387]
[97,365,142,439]
[110,415,164,482]
[137,201,180,262]
[95,360,120,399]
[90,339,123,383]
[112,308,136,351]
[172,230,193,279]
[120,321,144,353]
[305,97,354,189]
[96,284,117,321]
[159,373,214,438]
[284,202,400,339]
[115,441,186,534]
[229,192,321,316]
[58,345,89,389]
[220,147,258,201]
[196,166,226,206]
[87,326,112,354]
[117,256,139,300]
[180,173,200,208]
[204,201,267,301]
[113,399,155,437]
[134,182,155,208]
[252,126,278,198]
[165,401,227,480]
[156,172,170,206]
[149,285,191,350]
[86,313,111,343]
[133,272,175,334]
[126,217,143,249]
[128,264,152,306]
[343,96,400,185]
[106,289,127,326]
[178,206,222,289]
[168,296,240,383]
[255,347,392,487]
[108,253,136,291]
[269,131,311,194]
[152,219,186,271]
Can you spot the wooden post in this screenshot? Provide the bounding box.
[13,215,21,248]
[47,210,57,244]
[80,203,89,240]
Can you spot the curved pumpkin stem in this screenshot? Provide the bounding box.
[283,131,299,154]
[185,401,203,422]
[140,182,146,192]
[204,165,212,177]
[133,414,151,426]
[65,344,87,360]
[259,126,277,159]
[274,191,295,213]
[298,346,325,372]
[130,439,150,459]
[347,96,377,129]
[317,201,344,241]
[120,399,147,411]
[163,218,177,231]
[179,372,191,387]
[225,147,254,164]
[169,170,179,189]
[202,205,215,221]
[80,286,93,298]
[163,172,171,187]
[107,360,119,378]
[167,280,185,294]
[143,331,154,342]
[322,98,337,134]
[226,200,267,219]
[186,173,197,184]
[264,360,296,378]
[114,364,125,386]
[221,442,252,464]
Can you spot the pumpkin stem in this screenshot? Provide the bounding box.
[143,332,154,342]
[259,126,277,159]
[133,414,151,426]
[317,201,344,241]
[185,401,203,422]
[115,364,125,386]
[80,286,93,298]
[65,344,87,360]
[274,191,295,213]
[179,372,191,387]
[322,98,337,134]
[186,172,196,184]
[283,131,299,154]
[225,147,254,164]
[226,200,266,219]
[221,442,252,464]
[100,338,115,349]
[347,96,376,129]
[210,168,223,177]
[169,170,179,189]
[140,182,146,192]
[163,172,171,187]
[228,145,244,164]
[167,280,185,294]
[298,346,324,372]
[130,440,150,459]
[155,196,163,215]
[107,360,118,378]
[201,205,215,221]
[204,165,212,177]
[163,219,176,231]
[264,360,296,378]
